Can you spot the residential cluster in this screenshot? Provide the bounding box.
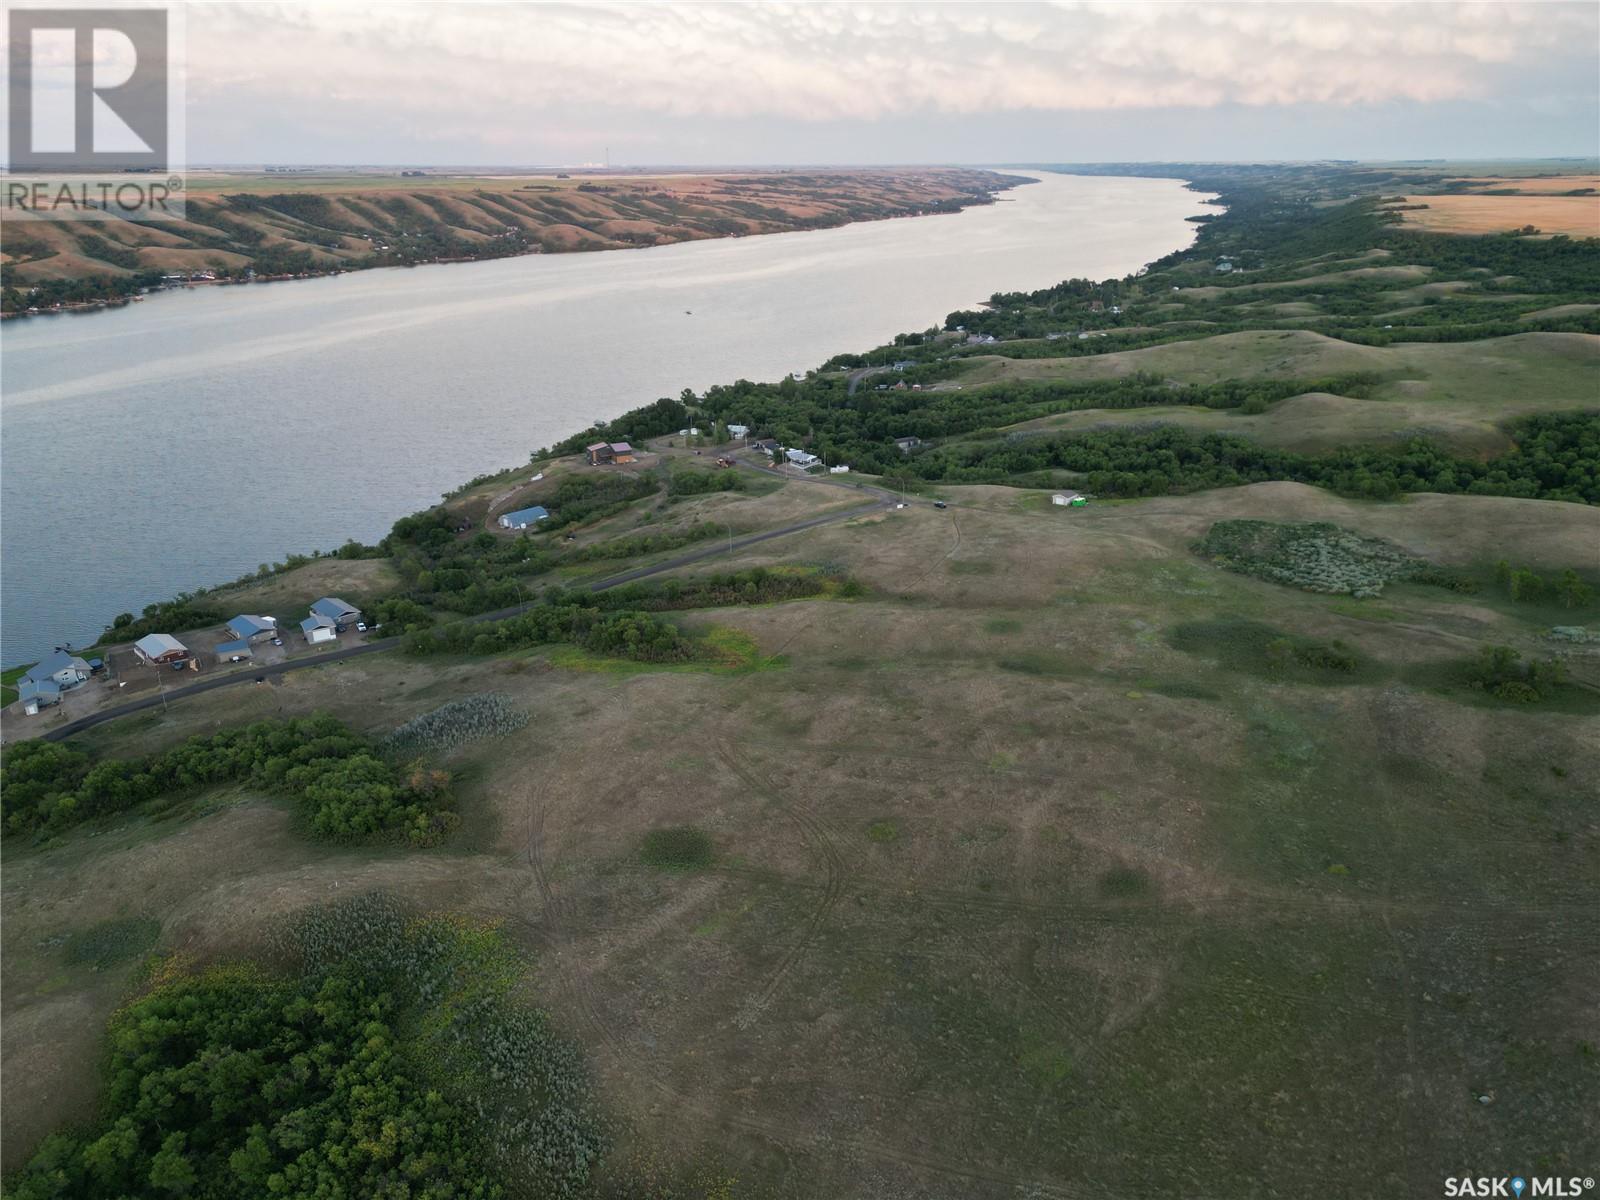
[15,597,366,717]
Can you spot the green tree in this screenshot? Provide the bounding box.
[1556,569,1595,609]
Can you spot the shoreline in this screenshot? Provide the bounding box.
[0,168,1030,321]
[1,172,1210,664]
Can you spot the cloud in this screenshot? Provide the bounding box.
[189,0,1598,129]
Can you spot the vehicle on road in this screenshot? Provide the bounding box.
[933,500,948,509]
[356,621,367,632]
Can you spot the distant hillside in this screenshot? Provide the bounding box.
[1,168,1026,314]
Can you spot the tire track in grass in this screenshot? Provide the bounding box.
[715,741,847,1025]
[520,788,1088,1197]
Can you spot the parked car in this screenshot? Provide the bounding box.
[356,621,367,632]
[228,655,245,663]
[271,637,283,646]
[933,500,948,509]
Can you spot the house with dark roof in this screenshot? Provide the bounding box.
[498,505,550,530]
[215,638,253,663]
[17,651,92,712]
[226,614,278,643]
[310,597,361,630]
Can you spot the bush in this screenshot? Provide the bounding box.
[1,715,457,845]
[381,693,529,757]
[8,895,607,1200]
[1196,519,1422,597]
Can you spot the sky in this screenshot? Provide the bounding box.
[175,1,1600,165]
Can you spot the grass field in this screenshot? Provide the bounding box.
[5,473,1597,1195]
[974,330,1600,455]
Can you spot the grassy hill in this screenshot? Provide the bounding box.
[1,167,1022,311]
[3,160,1598,1199]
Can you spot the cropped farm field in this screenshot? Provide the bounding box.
[1391,193,1600,237]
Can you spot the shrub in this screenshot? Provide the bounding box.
[1,715,457,845]
[381,693,529,757]
[1196,520,1423,597]
[8,895,606,1200]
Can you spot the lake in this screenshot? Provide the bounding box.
[0,172,1208,662]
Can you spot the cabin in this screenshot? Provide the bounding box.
[133,633,190,666]
[586,441,613,466]
[226,614,278,644]
[301,613,338,645]
[609,441,636,464]
[894,436,922,453]
[785,448,821,470]
[498,505,550,530]
[215,638,253,663]
[1052,491,1088,507]
[310,597,361,630]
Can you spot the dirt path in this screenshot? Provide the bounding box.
[40,496,890,744]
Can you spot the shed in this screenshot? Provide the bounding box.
[227,614,278,643]
[498,505,550,530]
[586,441,614,466]
[726,424,750,440]
[216,638,253,663]
[609,441,635,464]
[301,613,338,645]
[134,633,189,665]
[1052,491,1088,507]
[894,436,922,453]
[310,597,361,629]
[18,677,63,712]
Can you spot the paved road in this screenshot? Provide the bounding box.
[39,494,889,743]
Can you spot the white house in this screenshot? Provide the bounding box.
[785,448,820,469]
[300,613,338,645]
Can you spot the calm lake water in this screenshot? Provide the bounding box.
[1,173,1207,661]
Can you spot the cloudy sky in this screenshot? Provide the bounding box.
[182,1,1598,165]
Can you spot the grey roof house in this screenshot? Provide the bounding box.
[17,651,92,711]
[226,614,278,642]
[310,597,361,629]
